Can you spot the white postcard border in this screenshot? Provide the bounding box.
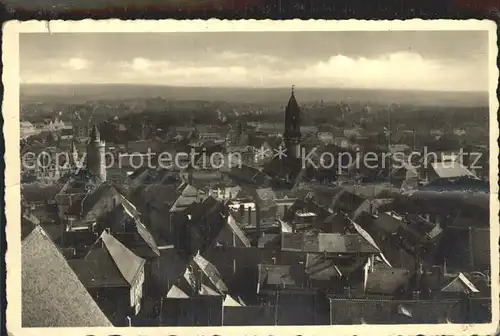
[3,19,499,336]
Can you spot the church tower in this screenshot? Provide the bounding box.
[86,125,106,183]
[283,86,302,158]
[70,140,80,168]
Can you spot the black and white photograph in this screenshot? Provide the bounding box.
[4,20,499,335]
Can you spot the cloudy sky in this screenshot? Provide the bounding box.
[20,31,489,91]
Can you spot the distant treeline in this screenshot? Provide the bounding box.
[21,84,488,108]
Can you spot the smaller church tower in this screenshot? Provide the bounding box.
[283,86,302,159]
[70,140,80,168]
[86,125,106,183]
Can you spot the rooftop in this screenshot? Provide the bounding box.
[22,226,112,327]
[71,231,145,288]
[281,232,379,254]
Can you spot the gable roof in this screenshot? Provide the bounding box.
[100,200,160,258]
[21,213,39,241]
[223,294,244,307]
[74,231,145,288]
[174,252,229,297]
[166,284,190,299]
[120,196,160,256]
[170,184,204,212]
[22,226,112,327]
[192,252,228,294]
[224,214,251,247]
[80,182,120,220]
[305,253,342,280]
[441,272,480,294]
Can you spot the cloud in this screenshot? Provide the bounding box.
[219,51,280,64]
[61,57,90,70]
[21,51,487,92]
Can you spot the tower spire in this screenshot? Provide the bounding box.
[86,124,106,183]
[283,85,301,159]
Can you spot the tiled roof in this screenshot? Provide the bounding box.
[73,231,145,288]
[193,252,228,294]
[22,226,112,327]
[21,213,39,241]
[223,294,243,307]
[258,233,281,248]
[365,265,412,295]
[166,284,190,299]
[80,182,120,220]
[228,164,272,187]
[135,183,179,209]
[331,189,367,214]
[349,219,382,253]
[257,264,304,292]
[21,184,62,204]
[418,175,488,193]
[401,189,489,213]
[100,199,160,258]
[329,298,464,324]
[170,184,204,212]
[372,212,404,234]
[105,168,131,189]
[305,253,342,280]
[281,232,379,254]
[174,252,228,297]
[225,214,251,247]
[431,161,477,179]
[441,272,480,293]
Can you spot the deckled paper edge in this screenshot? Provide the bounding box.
[3,19,499,336]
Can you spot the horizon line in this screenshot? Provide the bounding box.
[19,83,488,94]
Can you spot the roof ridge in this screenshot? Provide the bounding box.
[100,231,145,286]
[22,225,46,245]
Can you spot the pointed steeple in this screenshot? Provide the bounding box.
[284,86,301,139]
[89,124,100,142]
[71,139,78,153]
[282,86,302,159]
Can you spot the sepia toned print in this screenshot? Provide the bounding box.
[4,20,499,336]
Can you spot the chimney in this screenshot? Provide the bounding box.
[239,203,245,220]
[431,265,443,288]
[248,205,252,226]
[67,217,75,231]
[60,219,66,248]
[255,202,261,243]
[345,286,351,299]
[197,269,203,294]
